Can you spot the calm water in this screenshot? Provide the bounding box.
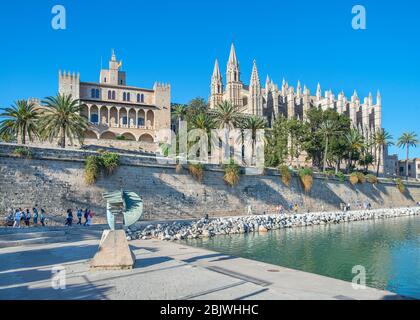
[186,216,420,299]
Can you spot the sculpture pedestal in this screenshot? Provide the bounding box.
[90,230,135,270]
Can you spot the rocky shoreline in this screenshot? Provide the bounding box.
[128,207,420,241]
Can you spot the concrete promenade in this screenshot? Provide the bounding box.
[0,232,403,300]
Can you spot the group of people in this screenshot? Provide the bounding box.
[11,206,46,228]
[65,208,94,227]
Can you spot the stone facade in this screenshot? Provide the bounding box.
[1,144,419,223]
[399,158,420,179]
[58,50,171,144]
[210,43,385,170]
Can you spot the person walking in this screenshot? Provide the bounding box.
[77,209,83,225]
[21,209,26,227]
[13,209,21,228]
[25,209,31,227]
[83,209,89,226]
[40,209,46,227]
[65,209,73,227]
[87,209,94,226]
[33,206,39,225]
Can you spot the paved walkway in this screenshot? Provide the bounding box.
[0,234,403,300]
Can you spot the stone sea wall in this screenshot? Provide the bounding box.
[129,207,420,241]
[0,143,420,223]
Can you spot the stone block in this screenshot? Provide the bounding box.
[90,230,135,270]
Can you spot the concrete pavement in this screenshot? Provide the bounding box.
[0,233,403,300]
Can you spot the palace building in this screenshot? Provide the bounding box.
[59,50,171,145]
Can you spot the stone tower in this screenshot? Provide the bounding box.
[225,43,243,108]
[58,71,80,99]
[100,50,126,86]
[249,60,263,116]
[209,59,223,109]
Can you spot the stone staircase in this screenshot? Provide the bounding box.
[0,225,106,248]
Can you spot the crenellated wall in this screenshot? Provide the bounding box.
[0,144,419,224]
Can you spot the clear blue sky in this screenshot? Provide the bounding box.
[0,0,419,157]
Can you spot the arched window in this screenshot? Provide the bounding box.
[123,92,127,101]
[137,117,145,126]
[137,94,141,103]
[90,114,99,124]
[127,93,130,101]
[104,77,107,83]
[95,89,100,99]
[112,91,116,100]
[108,90,112,99]
[141,94,144,103]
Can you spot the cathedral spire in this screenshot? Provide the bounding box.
[228,42,238,67]
[212,59,221,80]
[249,60,263,116]
[316,82,321,99]
[226,42,240,84]
[376,90,381,105]
[297,80,302,96]
[250,59,260,87]
[210,59,223,108]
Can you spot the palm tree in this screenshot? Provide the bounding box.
[210,101,243,129]
[397,132,419,180]
[39,94,89,148]
[345,129,364,173]
[0,100,39,144]
[241,115,267,165]
[374,129,394,177]
[171,104,188,133]
[209,101,244,163]
[320,120,341,172]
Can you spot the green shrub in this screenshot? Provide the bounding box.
[395,178,405,193]
[279,165,292,187]
[335,172,345,183]
[223,162,240,187]
[324,170,335,180]
[116,135,126,141]
[84,152,120,184]
[356,172,366,184]
[366,174,378,184]
[12,147,32,159]
[188,163,204,183]
[298,168,313,192]
[100,152,120,175]
[84,155,101,185]
[349,172,359,185]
